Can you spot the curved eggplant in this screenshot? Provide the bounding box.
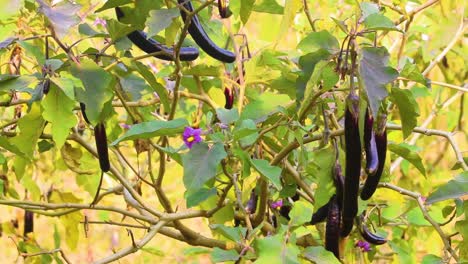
[325,195,340,258]
[94,123,110,172]
[177,0,236,63]
[364,108,379,175]
[361,115,387,200]
[310,199,331,225]
[80,102,90,124]
[341,94,361,237]
[115,7,199,61]
[357,214,387,245]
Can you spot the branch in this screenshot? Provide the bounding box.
[93,221,167,264]
[378,183,459,262]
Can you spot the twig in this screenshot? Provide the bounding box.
[93,221,167,264]
[378,183,459,262]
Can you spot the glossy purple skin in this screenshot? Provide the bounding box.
[325,195,341,259]
[364,109,379,175]
[115,7,199,61]
[361,128,387,200]
[177,0,236,63]
[341,95,361,237]
[23,210,34,238]
[224,87,234,109]
[95,123,110,172]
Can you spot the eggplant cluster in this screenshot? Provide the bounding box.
[115,1,235,63]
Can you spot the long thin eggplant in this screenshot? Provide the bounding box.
[357,214,387,245]
[333,160,344,207]
[325,195,340,259]
[364,108,378,175]
[115,7,199,61]
[361,115,387,200]
[94,123,110,172]
[341,94,361,237]
[177,0,236,63]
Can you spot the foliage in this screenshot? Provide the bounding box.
[0,0,466,263]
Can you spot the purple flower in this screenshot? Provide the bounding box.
[271,199,283,210]
[355,240,371,252]
[119,123,131,130]
[93,17,107,27]
[183,127,203,148]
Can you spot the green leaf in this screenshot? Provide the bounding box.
[360,2,380,19]
[216,108,239,124]
[10,103,45,159]
[210,224,246,242]
[141,246,165,256]
[183,65,222,77]
[288,201,314,226]
[359,47,398,117]
[255,232,300,264]
[240,92,290,123]
[297,30,340,54]
[421,254,444,264]
[41,85,77,149]
[426,172,468,204]
[106,19,136,42]
[391,88,420,139]
[111,118,188,145]
[183,142,227,191]
[146,8,179,37]
[96,0,132,13]
[250,159,282,190]
[0,74,38,94]
[253,0,284,14]
[53,224,61,248]
[71,59,114,125]
[49,192,82,250]
[240,0,255,24]
[211,248,239,263]
[302,246,341,264]
[306,146,335,208]
[400,62,430,87]
[50,74,76,100]
[0,137,26,158]
[364,13,399,31]
[133,61,170,110]
[185,187,217,208]
[388,142,426,176]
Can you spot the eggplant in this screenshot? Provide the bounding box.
[115,7,199,61]
[245,189,258,214]
[224,87,234,109]
[177,0,236,63]
[80,102,90,124]
[217,0,229,18]
[310,199,331,225]
[23,210,34,238]
[361,115,387,200]
[325,195,341,258]
[341,94,361,237]
[94,123,110,172]
[364,108,379,175]
[357,214,387,245]
[279,205,292,220]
